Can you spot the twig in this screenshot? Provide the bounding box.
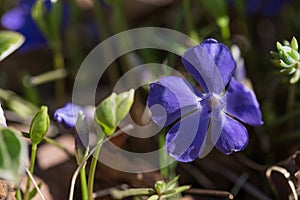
[92,184,129,199]
[266,165,298,200]
[185,188,234,199]
[230,173,249,197]
[179,163,215,188]
[233,153,268,171]
[195,159,272,200]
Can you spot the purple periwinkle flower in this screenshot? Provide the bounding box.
[147,38,263,162]
[54,103,84,129]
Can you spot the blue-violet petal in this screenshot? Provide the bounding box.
[224,78,263,126]
[147,76,202,127]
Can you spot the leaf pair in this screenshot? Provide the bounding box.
[95,89,135,136]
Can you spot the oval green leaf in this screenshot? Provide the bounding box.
[0,31,24,61]
[0,128,28,184]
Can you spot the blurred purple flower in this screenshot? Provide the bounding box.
[147,39,263,162]
[54,103,84,129]
[246,0,293,16]
[231,44,246,81]
[1,0,67,52]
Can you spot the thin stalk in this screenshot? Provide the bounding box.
[15,188,22,200]
[25,168,46,200]
[23,143,37,200]
[159,130,168,178]
[159,129,177,179]
[92,0,120,85]
[68,125,133,200]
[80,164,88,200]
[182,0,199,42]
[30,68,67,86]
[87,139,103,200]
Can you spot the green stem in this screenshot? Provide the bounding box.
[182,0,199,42]
[216,16,230,42]
[68,125,133,200]
[87,139,103,200]
[15,188,22,200]
[159,130,168,178]
[92,0,121,85]
[93,0,109,39]
[80,164,88,200]
[23,143,37,200]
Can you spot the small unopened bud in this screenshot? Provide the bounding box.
[29,106,50,145]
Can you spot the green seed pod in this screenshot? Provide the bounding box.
[29,106,50,145]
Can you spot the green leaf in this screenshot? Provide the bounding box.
[31,0,50,39]
[171,185,191,194]
[161,185,191,198]
[0,88,39,120]
[111,188,154,199]
[95,89,135,136]
[0,31,24,61]
[0,103,6,127]
[165,176,179,190]
[291,36,298,51]
[32,0,63,49]
[148,195,159,200]
[29,106,50,145]
[290,68,300,84]
[48,0,62,44]
[276,41,283,52]
[0,128,28,184]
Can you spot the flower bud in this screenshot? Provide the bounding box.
[29,106,50,145]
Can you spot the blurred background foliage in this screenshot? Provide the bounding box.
[0,0,300,199]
